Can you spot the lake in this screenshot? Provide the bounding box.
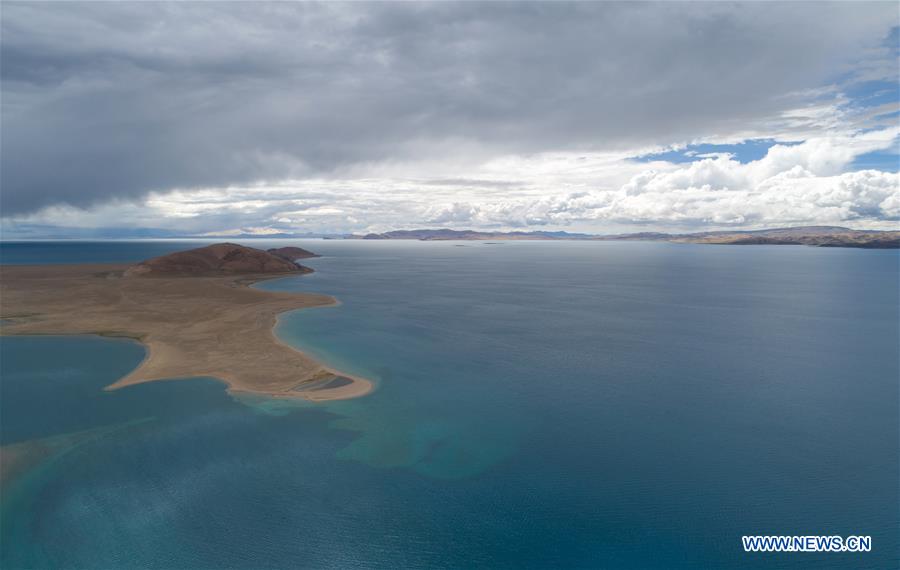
[1,240,897,569]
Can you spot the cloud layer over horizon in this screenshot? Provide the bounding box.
[2,2,898,237]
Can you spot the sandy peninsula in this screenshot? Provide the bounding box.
[0,244,372,402]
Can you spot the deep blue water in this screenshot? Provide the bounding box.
[1,240,897,569]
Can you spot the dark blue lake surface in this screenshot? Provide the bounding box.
[1,240,897,568]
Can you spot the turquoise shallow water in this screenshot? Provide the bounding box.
[1,240,898,568]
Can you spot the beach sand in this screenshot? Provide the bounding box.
[0,264,373,401]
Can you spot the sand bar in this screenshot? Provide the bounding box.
[0,263,373,401]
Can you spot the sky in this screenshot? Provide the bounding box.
[1,2,898,238]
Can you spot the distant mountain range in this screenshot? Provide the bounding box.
[7,226,895,248]
[359,229,594,240]
[355,226,900,248]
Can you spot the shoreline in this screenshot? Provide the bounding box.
[0,264,373,402]
[266,305,374,402]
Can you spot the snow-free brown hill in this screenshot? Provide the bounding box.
[267,246,319,260]
[125,243,312,277]
[670,227,900,248]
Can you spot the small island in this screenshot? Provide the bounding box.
[0,244,372,402]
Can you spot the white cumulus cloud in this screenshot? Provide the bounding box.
[422,128,900,231]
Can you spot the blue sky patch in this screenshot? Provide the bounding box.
[632,139,801,165]
[844,79,900,110]
[850,148,900,172]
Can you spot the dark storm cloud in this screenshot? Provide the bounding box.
[1,1,895,214]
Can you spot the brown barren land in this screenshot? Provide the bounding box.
[0,245,373,401]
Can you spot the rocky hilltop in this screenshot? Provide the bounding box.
[267,246,319,260]
[125,243,313,277]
